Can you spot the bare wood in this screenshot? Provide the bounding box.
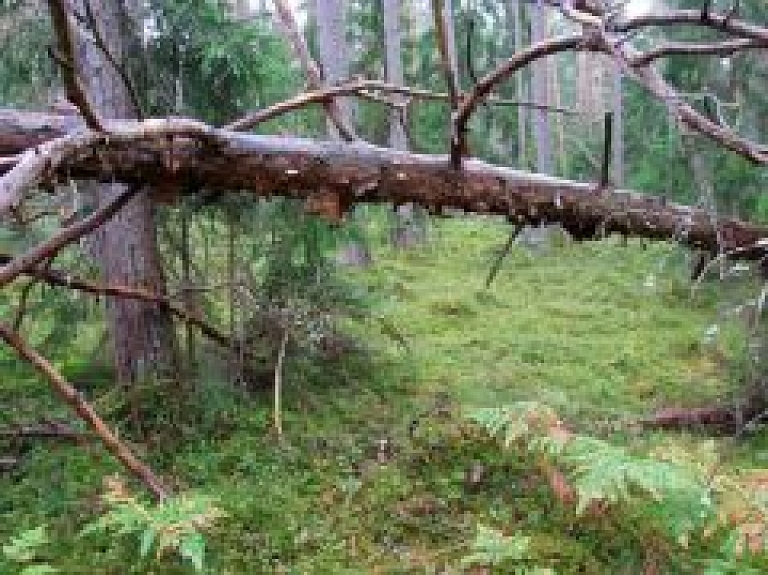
[0,322,168,500]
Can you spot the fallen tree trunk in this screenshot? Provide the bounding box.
[0,111,766,256]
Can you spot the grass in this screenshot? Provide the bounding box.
[0,217,761,573]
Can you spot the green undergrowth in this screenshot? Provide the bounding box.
[2,218,766,573]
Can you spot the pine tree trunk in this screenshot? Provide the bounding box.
[384,0,425,247]
[316,0,371,265]
[528,0,553,174]
[612,63,624,186]
[78,1,179,386]
[509,0,528,168]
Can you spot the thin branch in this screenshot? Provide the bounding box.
[616,8,768,44]
[228,79,578,131]
[0,186,139,288]
[268,0,355,141]
[0,322,168,500]
[0,253,251,361]
[45,0,103,131]
[455,35,585,158]
[630,38,764,66]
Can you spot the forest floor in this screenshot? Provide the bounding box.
[2,217,768,573]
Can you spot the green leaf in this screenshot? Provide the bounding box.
[19,566,59,575]
[139,529,156,559]
[179,532,206,572]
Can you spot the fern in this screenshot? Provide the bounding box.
[79,476,225,572]
[461,525,554,574]
[465,402,768,566]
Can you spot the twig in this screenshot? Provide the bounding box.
[228,80,578,131]
[273,330,288,441]
[485,225,522,289]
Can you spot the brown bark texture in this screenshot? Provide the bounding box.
[77,0,179,384]
[0,111,766,258]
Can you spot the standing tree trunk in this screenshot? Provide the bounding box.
[509,0,528,168]
[612,63,624,186]
[78,2,179,386]
[527,0,553,174]
[316,0,371,265]
[384,0,425,247]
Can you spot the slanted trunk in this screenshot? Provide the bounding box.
[78,1,178,385]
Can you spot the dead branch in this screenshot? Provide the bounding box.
[0,115,764,256]
[264,0,355,141]
[228,79,578,131]
[0,186,139,288]
[455,35,585,164]
[0,321,168,500]
[45,0,103,131]
[0,254,251,363]
[630,38,764,66]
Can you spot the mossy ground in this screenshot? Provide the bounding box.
[1,218,763,573]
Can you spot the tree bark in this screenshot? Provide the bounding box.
[315,0,371,265]
[528,0,553,174]
[76,1,179,385]
[0,113,765,259]
[384,0,425,247]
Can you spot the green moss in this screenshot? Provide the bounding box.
[2,218,759,573]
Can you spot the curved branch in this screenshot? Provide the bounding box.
[228,79,579,131]
[455,35,584,161]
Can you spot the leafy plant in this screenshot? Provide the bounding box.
[2,525,58,574]
[79,476,225,572]
[467,403,768,570]
[461,525,553,574]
